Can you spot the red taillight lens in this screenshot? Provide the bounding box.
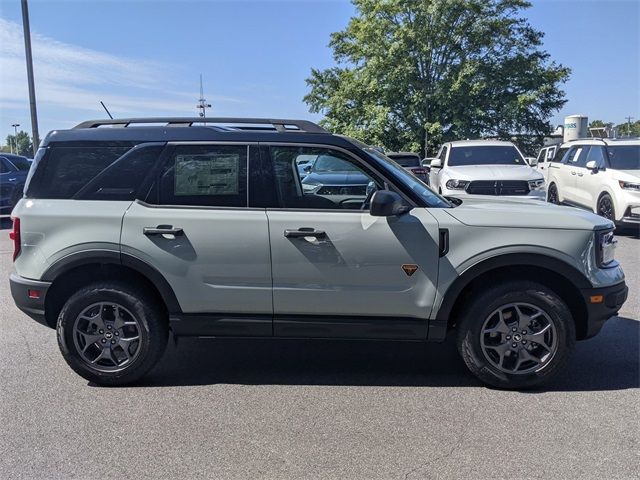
[8,217,20,261]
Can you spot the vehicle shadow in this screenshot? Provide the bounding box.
[134,316,639,392]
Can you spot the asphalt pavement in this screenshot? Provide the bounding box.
[0,219,638,480]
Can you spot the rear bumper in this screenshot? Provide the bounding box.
[580,281,628,339]
[9,273,52,327]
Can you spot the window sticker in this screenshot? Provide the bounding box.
[174,154,239,196]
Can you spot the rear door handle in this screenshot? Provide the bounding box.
[143,226,184,236]
[284,228,326,239]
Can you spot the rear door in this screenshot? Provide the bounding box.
[121,143,273,336]
[263,144,441,340]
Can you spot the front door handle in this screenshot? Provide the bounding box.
[143,226,184,236]
[571,171,577,175]
[284,228,326,239]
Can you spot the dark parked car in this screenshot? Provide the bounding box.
[386,152,429,184]
[1,153,31,212]
[301,153,373,208]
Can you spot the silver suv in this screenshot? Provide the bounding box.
[9,118,628,389]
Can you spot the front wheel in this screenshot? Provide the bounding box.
[57,282,168,386]
[457,281,575,389]
[547,183,559,204]
[597,193,615,221]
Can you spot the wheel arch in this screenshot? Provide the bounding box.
[42,251,181,328]
[433,253,591,340]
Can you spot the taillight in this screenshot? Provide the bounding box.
[8,217,20,261]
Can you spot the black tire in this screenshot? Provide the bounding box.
[597,193,615,221]
[57,282,168,386]
[456,281,575,389]
[547,183,559,204]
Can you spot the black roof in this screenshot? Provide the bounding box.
[41,117,356,149]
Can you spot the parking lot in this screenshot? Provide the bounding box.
[0,220,638,480]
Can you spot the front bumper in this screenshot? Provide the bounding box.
[580,281,628,339]
[9,273,52,327]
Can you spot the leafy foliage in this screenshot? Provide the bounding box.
[4,131,34,157]
[305,0,570,156]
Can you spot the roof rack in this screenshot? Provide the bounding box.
[73,117,328,134]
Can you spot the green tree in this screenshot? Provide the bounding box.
[616,120,640,138]
[305,0,570,156]
[5,131,33,157]
[589,119,607,128]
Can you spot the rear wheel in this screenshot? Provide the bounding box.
[57,282,168,386]
[547,183,559,204]
[597,193,615,221]
[457,281,575,389]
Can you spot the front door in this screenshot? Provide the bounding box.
[264,144,440,339]
[121,143,272,336]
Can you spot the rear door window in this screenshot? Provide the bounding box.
[149,144,248,207]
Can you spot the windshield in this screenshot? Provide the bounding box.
[607,145,640,170]
[448,145,525,166]
[312,154,354,172]
[363,148,451,208]
[389,155,421,167]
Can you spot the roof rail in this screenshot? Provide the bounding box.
[73,117,328,133]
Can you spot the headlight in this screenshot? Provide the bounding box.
[528,178,545,191]
[619,181,640,191]
[597,230,617,267]
[302,182,321,193]
[445,179,470,190]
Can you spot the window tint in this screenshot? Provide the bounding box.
[80,146,164,200]
[565,147,584,165]
[606,145,640,170]
[9,156,31,171]
[585,146,607,168]
[448,146,525,166]
[153,145,248,207]
[536,149,545,163]
[0,158,10,173]
[27,146,131,199]
[270,146,382,210]
[551,147,569,163]
[388,155,421,167]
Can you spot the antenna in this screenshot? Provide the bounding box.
[100,101,113,119]
[196,74,211,124]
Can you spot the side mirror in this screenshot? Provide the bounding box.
[528,157,538,166]
[370,191,412,217]
[430,158,442,168]
[585,160,598,172]
[303,165,312,173]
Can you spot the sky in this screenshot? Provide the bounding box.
[0,0,638,145]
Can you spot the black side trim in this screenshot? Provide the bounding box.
[431,253,593,340]
[41,250,182,314]
[42,250,120,282]
[170,314,273,337]
[121,254,182,313]
[274,315,427,340]
[580,281,628,339]
[439,229,449,257]
[10,273,51,327]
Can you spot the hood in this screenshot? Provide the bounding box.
[445,197,613,230]
[303,171,370,185]
[445,164,541,181]
[615,170,640,181]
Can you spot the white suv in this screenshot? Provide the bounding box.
[429,140,545,200]
[546,138,640,227]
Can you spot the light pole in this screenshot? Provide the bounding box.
[11,123,20,154]
[21,0,40,156]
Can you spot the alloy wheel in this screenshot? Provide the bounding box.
[72,302,143,372]
[480,303,558,375]
[598,196,614,220]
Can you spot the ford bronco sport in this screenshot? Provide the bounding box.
[9,118,628,389]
